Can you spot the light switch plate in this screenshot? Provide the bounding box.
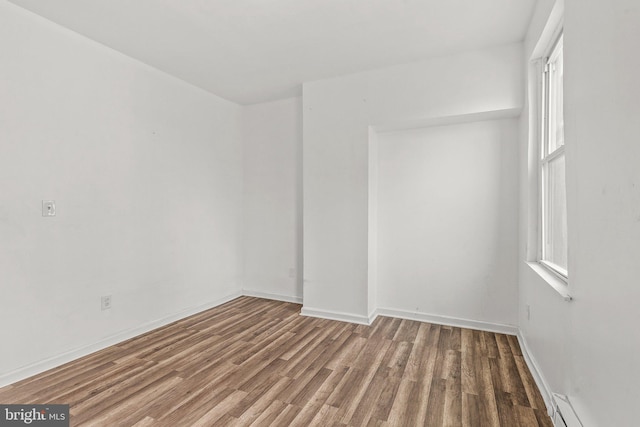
[42,200,56,217]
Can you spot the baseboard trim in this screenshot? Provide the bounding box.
[300,307,371,325]
[301,306,518,334]
[376,307,519,335]
[517,331,554,416]
[368,310,378,325]
[0,290,242,388]
[242,289,302,304]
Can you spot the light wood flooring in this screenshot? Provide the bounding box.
[0,296,553,426]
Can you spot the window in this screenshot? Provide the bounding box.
[539,33,567,279]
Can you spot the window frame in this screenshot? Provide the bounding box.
[538,32,568,281]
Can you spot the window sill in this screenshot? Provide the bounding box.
[526,262,572,302]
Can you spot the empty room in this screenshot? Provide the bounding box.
[1,0,638,426]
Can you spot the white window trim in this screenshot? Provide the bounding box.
[527,262,572,301]
[525,3,570,300]
[536,31,568,283]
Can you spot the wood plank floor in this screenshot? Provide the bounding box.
[0,297,553,426]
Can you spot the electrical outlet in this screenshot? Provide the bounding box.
[42,200,56,217]
[526,304,531,321]
[101,295,112,311]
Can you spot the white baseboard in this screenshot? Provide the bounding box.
[242,289,302,304]
[517,331,554,416]
[0,291,242,388]
[552,393,584,427]
[375,307,519,335]
[300,306,518,333]
[368,310,378,324]
[300,307,371,325]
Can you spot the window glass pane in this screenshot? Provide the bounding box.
[545,154,568,270]
[548,40,564,152]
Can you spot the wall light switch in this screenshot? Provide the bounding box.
[42,200,56,217]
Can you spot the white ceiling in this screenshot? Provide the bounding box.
[9,0,536,105]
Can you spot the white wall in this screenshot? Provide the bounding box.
[0,1,243,382]
[519,0,640,425]
[242,97,303,302]
[564,0,640,424]
[377,119,519,326]
[303,43,524,321]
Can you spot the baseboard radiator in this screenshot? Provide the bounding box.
[552,394,583,427]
